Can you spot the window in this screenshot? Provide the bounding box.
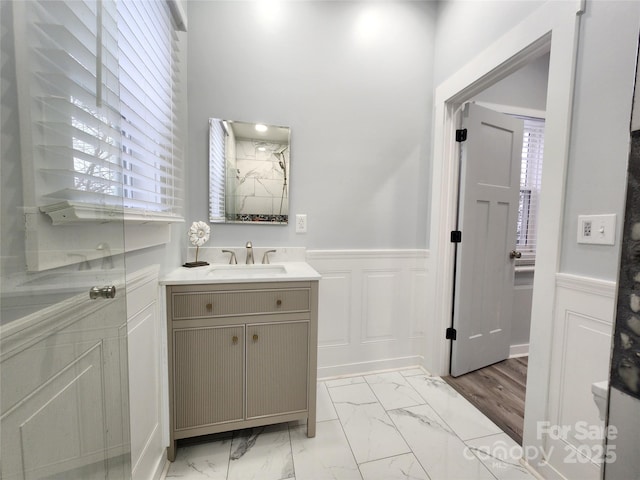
[17,0,183,223]
[515,116,545,265]
[208,119,227,222]
[118,0,183,218]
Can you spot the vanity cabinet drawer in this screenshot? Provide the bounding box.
[171,288,310,319]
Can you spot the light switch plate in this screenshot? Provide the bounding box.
[577,214,616,245]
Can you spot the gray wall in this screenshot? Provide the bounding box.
[472,53,549,112]
[186,0,436,250]
[436,0,640,282]
[434,0,544,86]
[559,0,639,280]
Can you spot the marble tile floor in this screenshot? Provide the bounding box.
[163,368,536,480]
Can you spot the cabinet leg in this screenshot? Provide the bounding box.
[306,417,316,438]
[167,440,177,462]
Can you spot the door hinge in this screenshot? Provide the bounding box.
[450,230,462,243]
[446,327,457,340]
[456,128,467,142]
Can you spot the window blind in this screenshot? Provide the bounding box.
[209,119,227,222]
[17,0,182,221]
[16,0,122,207]
[516,116,545,264]
[117,0,183,217]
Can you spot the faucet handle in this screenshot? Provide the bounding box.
[262,250,277,264]
[246,241,252,248]
[222,250,237,265]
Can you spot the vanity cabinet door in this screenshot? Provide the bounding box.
[246,321,309,419]
[173,325,244,430]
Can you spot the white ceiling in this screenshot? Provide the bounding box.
[228,120,290,143]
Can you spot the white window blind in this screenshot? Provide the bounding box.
[15,0,121,207]
[16,0,182,222]
[118,0,183,217]
[516,116,545,264]
[209,118,226,222]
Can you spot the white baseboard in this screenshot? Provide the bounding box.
[317,355,426,380]
[509,343,530,358]
[131,424,165,480]
[150,454,167,480]
[158,459,170,480]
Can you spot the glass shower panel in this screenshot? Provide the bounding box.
[1,1,131,478]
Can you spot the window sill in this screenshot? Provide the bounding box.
[40,201,184,226]
[25,203,183,272]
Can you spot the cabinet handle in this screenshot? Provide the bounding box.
[206,303,213,311]
[276,299,282,307]
[253,334,259,342]
[232,336,238,345]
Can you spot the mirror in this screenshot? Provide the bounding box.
[209,118,290,224]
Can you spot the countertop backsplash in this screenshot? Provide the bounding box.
[186,246,307,265]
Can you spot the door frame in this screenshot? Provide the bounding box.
[428,0,584,468]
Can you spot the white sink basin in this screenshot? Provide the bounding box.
[207,264,287,277]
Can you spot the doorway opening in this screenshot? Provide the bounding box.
[428,1,582,460]
[442,53,549,444]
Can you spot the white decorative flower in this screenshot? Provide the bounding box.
[188,221,210,247]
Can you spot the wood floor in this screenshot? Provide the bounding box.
[442,357,528,444]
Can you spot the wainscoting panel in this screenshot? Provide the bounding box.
[362,270,401,343]
[1,279,130,479]
[409,269,429,338]
[307,250,429,378]
[315,271,352,347]
[544,273,616,480]
[6,344,107,478]
[126,266,165,480]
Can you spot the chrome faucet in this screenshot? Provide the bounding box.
[222,249,237,264]
[245,241,254,264]
[262,250,276,264]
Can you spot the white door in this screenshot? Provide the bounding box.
[450,103,523,377]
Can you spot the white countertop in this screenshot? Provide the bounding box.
[160,262,321,285]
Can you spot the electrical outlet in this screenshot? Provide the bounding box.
[296,214,307,233]
[577,214,616,245]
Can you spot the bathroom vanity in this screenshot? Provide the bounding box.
[161,262,320,461]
